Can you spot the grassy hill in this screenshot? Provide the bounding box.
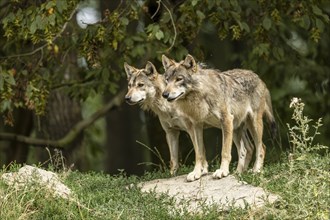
[1,100,328,219]
[0,151,329,220]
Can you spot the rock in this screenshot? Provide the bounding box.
[140,173,279,213]
[1,165,72,200]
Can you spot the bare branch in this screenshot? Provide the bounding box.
[161,1,177,53]
[0,88,126,148]
[151,0,161,19]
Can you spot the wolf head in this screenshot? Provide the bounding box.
[124,61,159,105]
[161,54,197,102]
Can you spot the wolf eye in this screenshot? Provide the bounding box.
[176,77,183,82]
[138,83,144,87]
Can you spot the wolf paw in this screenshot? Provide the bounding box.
[236,164,244,174]
[252,163,263,173]
[170,166,179,176]
[187,170,202,182]
[186,166,208,182]
[252,166,262,173]
[202,162,209,175]
[212,168,229,179]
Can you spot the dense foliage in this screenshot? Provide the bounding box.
[0,0,329,167]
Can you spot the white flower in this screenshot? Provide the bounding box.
[289,97,300,108]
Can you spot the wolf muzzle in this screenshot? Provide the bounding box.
[162,91,169,99]
[125,95,134,104]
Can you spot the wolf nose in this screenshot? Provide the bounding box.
[162,92,169,99]
[125,95,131,102]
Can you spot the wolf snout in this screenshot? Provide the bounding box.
[162,91,169,99]
[125,95,131,102]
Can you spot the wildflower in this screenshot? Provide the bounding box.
[289,97,301,108]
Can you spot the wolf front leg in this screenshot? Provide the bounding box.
[186,123,208,182]
[213,113,234,179]
[164,129,180,175]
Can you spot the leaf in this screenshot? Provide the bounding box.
[30,21,37,34]
[301,15,311,29]
[230,11,240,21]
[35,15,43,29]
[48,14,56,26]
[312,5,323,16]
[262,16,272,30]
[0,100,12,112]
[112,39,118,50]
[56,1,67,13]
[192,0,199,6]
[120,17,129,26]
[315,18,324,31]
[5,74,16,86]
[229,0,238,7]
[155,30,164,40]
[273,47,284,60]
[162,12,171,23]
[196,10,205,20]
[45,1,55,10]
[0,74,3,91]
[241,22,250,33]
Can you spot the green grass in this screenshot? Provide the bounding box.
[0,152,329,220]
[1,98,329,219]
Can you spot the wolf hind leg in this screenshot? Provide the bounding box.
[233,126,245,173]
[242,131,254,170]
[247,113,265,173]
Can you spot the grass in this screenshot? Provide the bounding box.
[0,98,329,219]
[0,152,329,219]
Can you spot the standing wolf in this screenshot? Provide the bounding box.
[162,54,275,180]
[124,61,208,177]
[124,61,255,181]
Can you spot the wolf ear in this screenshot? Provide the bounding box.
[124,62,137,79]
[162,55,175,71]
[182,54,197,72]
[144,61,157,79]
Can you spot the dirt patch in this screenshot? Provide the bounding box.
[140,173,279,213]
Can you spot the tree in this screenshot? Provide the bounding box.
[0,0,329,173]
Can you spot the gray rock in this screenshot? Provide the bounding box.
[140,173,279,213]
[1,165,72,200]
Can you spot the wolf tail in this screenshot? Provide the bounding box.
[264,90,277,139]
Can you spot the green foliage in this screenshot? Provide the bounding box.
[0,0,329,125]
[0,0,329,153]
[2,0,77,43]
[239,152,329,219]
[287,97,328,155]
[241,99,329,219]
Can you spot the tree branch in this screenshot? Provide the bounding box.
[0,88,126,148]
[1,4,78,59]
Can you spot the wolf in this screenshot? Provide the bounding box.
[124,61,255,181]
[162,54,275,180]
[124,61,208,177]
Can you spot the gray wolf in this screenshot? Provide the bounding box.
[124,61,208,177]
[162,54,275,180]
[124,61,255,181]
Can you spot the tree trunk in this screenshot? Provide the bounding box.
[104,89,150,175]
[0,108,33,166]
[34,90,83,169]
